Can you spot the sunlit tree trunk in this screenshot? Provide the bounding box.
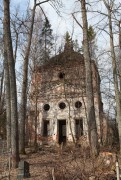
[3,0,19,167]
[80,0,98,156]
[4,37,11,150]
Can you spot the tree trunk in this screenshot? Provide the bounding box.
[4,37,11,150]
[81,0,98,156]
[19,0,49,153]
[34,95,38,149]
[118,22,121,103]
[63,76,76,145]
[3,0,19,167]
[19,4,36,154]
[103,0,121,154]
[19,0,53,153]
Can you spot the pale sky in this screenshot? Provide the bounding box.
[9,0,121,46]
[10,0,83,42]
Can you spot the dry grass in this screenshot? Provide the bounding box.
[0,145,117,180]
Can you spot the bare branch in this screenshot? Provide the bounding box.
[36,0,49,6]
[72,13,83,29]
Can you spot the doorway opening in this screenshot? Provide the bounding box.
[58,120,66,144]
[75,119,83,140]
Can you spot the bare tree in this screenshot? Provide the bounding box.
[4,37,11,150]
[3,0,19,167]
[19,0,62,153]
[102,0,121,154]
[80,0,98,156]
[19,0,49,154]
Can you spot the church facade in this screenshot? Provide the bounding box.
[29,43,103,146]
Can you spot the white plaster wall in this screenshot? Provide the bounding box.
[37,96,98,143]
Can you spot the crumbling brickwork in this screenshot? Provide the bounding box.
[29,46,104,146]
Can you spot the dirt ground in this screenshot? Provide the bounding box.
[0,145,117,180]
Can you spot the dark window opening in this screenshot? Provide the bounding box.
[58,72,65,79]
[59,102,66,109]
[43,104,50,111]
[58,120,66,144]
[75,101,82,108]
[75,119,83,140]
[43,120,49,136]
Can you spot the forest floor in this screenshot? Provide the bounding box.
[0,144,118,180]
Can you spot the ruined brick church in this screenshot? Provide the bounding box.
[29,40,104,146]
